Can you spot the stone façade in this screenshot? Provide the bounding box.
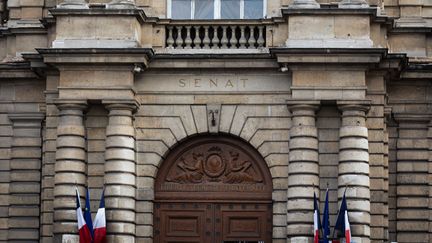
[0,0,431,242]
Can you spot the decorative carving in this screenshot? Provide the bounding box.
[166,145,262,186]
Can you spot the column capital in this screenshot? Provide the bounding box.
[53,99,88,111]
[286,100,320,112]
[337,100,370,112]
[103,99,140,112]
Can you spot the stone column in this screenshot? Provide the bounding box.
[57,0,88,9]
[8,113,44,242]
[288,0,320,9]
[286,102,320,243]
[104,101,138,242]
[338,0,369,8]
[53,101,87,243]
[107,0,136,9]
[338,103,370,243]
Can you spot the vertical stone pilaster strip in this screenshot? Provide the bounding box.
[104,102,138,242]
[428,120,432,242]
[286,103,320,243]
[8,113,44,242]
[338,103,371,243]
[383,117,390,240]
[52,101,87,242]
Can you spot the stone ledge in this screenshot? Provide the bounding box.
[50,8,147,24]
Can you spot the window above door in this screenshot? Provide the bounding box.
[167,0,266,19]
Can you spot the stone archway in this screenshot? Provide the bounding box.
[154,135,273,243]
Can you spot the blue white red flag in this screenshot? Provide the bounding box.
[322,189,330,243]
[334,191,351,243]
[313,192,321,243]
[84,188,94,239]
[76,188,93,243]
[93,189,106,243]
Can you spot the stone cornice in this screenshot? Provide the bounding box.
[8,113,45,122]
[0,63,39,79]
[282,7,378,17]
[270,48,387,65]
[393,113,432,123]
[50,8,147,24]
[36,48,154,66]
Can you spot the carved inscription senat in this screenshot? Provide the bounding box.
[178,78,248,89]
[161,144,265,192]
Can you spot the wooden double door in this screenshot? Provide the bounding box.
[154,135,273,243]
[154,202,272,243]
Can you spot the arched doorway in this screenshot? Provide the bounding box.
[154,135,273,243]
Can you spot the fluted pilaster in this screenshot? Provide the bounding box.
[287,102,320,243]
[338,103,370,243]
[104,101,138,242]
[53,101,87,243]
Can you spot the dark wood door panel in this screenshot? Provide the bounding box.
[155,202,272,243]
[154,203,213,243]
[215,204,272,243]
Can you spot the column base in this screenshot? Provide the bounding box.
[288,0,320,9]
[338,0,369,8]
[289,237,310,243]
[106,0,136,9]
[57,0,88,9]
[107,235,136,243]
[350,237,370,243]
[53,234,78,243]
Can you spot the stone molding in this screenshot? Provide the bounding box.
[107,0,136,9]
[57,0,89,9]
[288,0,320,9]
[339,0,369,9]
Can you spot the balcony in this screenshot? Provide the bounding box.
[163,20,268,52]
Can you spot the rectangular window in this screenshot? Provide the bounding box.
[221,0,240,19]
[195,0,214,19]
[244,0,263,19]
[171,0,192,19]
[168,0,264,19]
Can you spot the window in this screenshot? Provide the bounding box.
[168,0,265,19]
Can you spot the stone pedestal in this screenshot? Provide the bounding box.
[288,0,320,8]
[338,103,371,243]
[53,101,87,242]
[57,0,88,9]
[286,102,320,242]
[104,101,138,242]
[338,0,369,8]
[107,0,136,9]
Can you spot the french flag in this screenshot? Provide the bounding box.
[313,192,321,243]
[334,191,351,243]
[93,189,106,243]
[75,188,93,243]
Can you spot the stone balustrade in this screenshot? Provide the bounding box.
[165,23,266,49]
